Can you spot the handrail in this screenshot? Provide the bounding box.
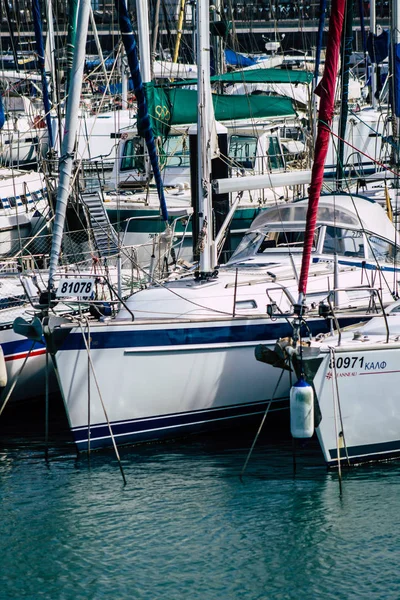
[326,286,389,345]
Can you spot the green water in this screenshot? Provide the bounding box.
[1,431,399,600]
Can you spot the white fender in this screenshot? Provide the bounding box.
[290,378,314,438]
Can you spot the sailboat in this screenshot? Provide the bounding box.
[258,0,400,468]
[35,0,400,452]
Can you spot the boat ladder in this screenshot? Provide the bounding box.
[80,191,120,258]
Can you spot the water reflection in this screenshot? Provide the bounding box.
[1,432,400,599]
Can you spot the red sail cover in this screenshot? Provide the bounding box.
[298,0,346,297]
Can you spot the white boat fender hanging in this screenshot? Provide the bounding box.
[0,345,8,388]
[290,377,314,439]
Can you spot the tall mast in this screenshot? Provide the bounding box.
[370,0,377,108]
[197,0,215,274]
[336,0,354,186]
[48,0,91,285]
[392,0,400,122]
[173,0,186,63]
[44,0,57,106]
[136,0,152,84]
[32,0,54,149]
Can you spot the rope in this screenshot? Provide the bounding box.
[78,320,127,485]
[240,366,286,480]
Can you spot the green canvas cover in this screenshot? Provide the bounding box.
[143,86,295,137]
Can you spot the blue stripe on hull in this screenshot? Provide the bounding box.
[72,397,289,451]
[328,439,400,465]
[61,316,365,352]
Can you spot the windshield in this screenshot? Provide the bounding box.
[230,228,319,262]
[229,135,258,169]
[322,226,365,257]
[161,135,190,168]
[121,137,145,172]
[230,231,264,261]
[367,234,400,264]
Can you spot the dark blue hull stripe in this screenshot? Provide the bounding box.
[328,439,400,463]
[2,338,44,357]
[72,398,289,451]
[313,256,400,273]
[61,316,365,352]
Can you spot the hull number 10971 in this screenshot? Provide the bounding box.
[329,356,364,369]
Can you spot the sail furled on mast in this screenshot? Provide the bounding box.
[115,0,168,222]
[31,0,54,148]
[297,0,346,300]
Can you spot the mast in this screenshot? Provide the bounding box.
[136,0,152,83]
[48,0,91,285]
[31,0,54,149]
[336,0,354,186]
[44,0,57,107]
[312,0,327,141]
[392,0,400,123]
[197,0,215,274]
[173,0,186,63]
[151,0,161,78]
[370,0,377,108]
[297,0,346,305]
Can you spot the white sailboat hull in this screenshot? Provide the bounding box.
[313,344,400,465]
[53,314,368,451]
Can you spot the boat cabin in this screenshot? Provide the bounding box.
[104,119,308,191]
[228,193,400,268]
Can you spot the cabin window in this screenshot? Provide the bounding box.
[256,229,319,252]
[235,300,257,310]
[121,138,145,172]
[161,135,190,168]
[229,135,257,169]
[9,197,16,208]
[367,234,400,263]
[280,126,304,141]
[322,226,365,257]
[267,136,284,170]
[20,195,27,205]
[230,231,264,260]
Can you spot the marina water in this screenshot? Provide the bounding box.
[1,424,400,599]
